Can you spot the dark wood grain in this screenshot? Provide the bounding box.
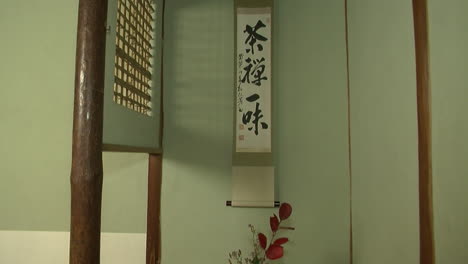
[70,0,108,263]
[412,0,435,263]
[146,154,163,264]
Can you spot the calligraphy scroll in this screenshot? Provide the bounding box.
[235,7,272,153]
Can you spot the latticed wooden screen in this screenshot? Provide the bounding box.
[113,0,156,116]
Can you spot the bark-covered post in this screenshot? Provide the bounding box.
[70,0,108,263]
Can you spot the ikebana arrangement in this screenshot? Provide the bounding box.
[228,203,295,264]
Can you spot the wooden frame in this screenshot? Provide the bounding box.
[344,0,353,263]
[102,0,164,151]
[146,154,163,264]
[102,144,162,154]
[70,0,164,263]
[412,0,435,263]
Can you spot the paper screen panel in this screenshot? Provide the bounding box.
[113,0,156,116]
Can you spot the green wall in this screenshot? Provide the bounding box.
[0,0,148,233]
[347,0,420,263]
[7,0,468,264]
[429,0,468,263]
[161,0,350,263]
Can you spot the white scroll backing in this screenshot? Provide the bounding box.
[231,166,275,207]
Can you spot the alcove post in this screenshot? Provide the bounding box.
[412,0,435,263]
[70,0,108,263]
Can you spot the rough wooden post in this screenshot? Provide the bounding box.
[412,0,435,263]
[70,0,108,263]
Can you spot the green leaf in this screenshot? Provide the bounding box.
[252,257,261,264]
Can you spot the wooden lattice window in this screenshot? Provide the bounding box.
[113,0,156,116]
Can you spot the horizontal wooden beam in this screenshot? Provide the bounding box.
[102,144,162,154]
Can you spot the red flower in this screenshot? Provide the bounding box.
[266,244,284,260]
[258,233,267,249]
[228,203,294,263]
[279,203,292,220]
[270,214,279,232]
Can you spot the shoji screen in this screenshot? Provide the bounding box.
[102,0,163,152]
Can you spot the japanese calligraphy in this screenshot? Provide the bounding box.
[244,20,268,55]
[236,8,272,153]
[242,94,269,135]
[241,57,268,86]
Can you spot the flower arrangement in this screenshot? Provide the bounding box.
[228,203,295,264]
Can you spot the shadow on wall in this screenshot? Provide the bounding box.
[161,1,351,263]
[103,152,148,176]
[162,0,235,173]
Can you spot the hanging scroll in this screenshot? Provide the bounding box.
[235,6,272,153]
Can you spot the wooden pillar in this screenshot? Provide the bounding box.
[146,154,163,264]
[70,0,108,263]
[147,0,165,261]
[412,0,435,263]
[344,0,353,263]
